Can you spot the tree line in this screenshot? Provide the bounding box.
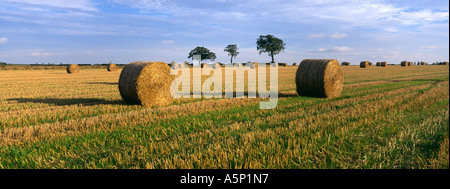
[187,34,286,64]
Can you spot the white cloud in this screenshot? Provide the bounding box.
[0,37,8,44]
[161,40,175,44]
[330,32,348,39]
[31,52,52,57]
[314,46,352,53]
[308,34,325,38]
[5,0,97,11]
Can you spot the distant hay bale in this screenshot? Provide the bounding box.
[107,63,118,71]
[368,62,373,66]
[213,62,221,69]
[293,63,297,66]
[233,63,243,67]
[380,62,388,67]
[250,62,259,69]
[295,59,344,98]
[376,62,381,67]
[170,62,178,69]
[66,64,80,74]
[341,62,350,66]
[360,61,369,68]
[118,61,174,107]
[401,61,409,67]
[278,63,287,67]
[408,62,412,66]
[420,62,427,65]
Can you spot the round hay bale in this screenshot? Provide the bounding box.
[360,61,369,68]
[171,62,179,69]
[295,59,344,98]
[293,63,297,66]
[66,64,80,74]
[376,62,381,66]
[401,61,408,67]
[118,61,174,107]
[213,62,221,69]
[250,62,259,69]
[368,62,373,66]
[107,63,118,71]
[380,62,388,67]
[341,62,350,66]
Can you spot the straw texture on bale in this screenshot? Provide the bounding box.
[119,61,174,107]
[341,62,350,66]
[107,63,118,71]
[295,59,344,98]
[360,61,369,68]
[66,64,80,74]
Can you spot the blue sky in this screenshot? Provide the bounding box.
[0,0,448,64]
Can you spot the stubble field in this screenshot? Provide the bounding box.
[0,65,448,169]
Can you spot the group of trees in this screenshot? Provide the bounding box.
[188,34,285,64]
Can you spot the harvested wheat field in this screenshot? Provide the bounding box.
[0,65,448,169]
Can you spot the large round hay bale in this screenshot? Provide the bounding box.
[360,61,369,68]
[118,61,174,107]
[376,62,381,67]
[107,63,118,71]
[66,64,80,74]
[380,62,388,67]
[295,59,344,98]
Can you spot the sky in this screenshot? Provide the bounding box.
[0,0,449,65]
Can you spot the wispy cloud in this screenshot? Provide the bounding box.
[330,32,348,39]
[0,37,8,44]
[31,52,52,57]
[308,34,325,38]
[161,40,175,44]
[5,0,97,11]
[314,47,352,53]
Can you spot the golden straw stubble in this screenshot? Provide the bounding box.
[295,59,344,98]
[119,61,174,107]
